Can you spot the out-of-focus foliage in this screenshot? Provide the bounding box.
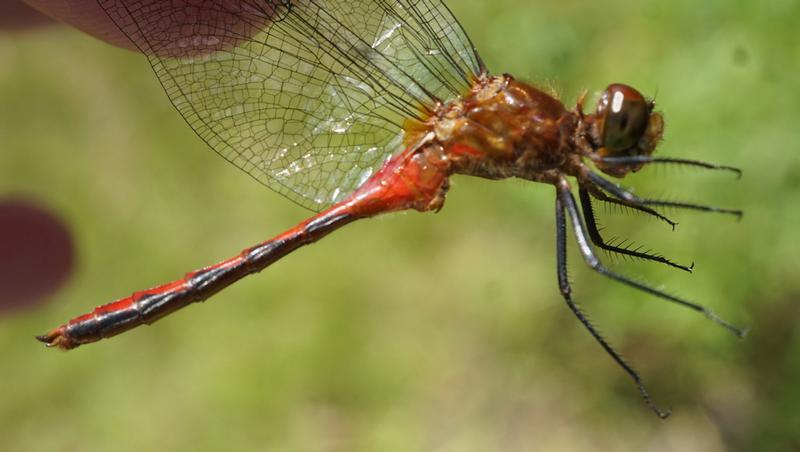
[1,1,798,451]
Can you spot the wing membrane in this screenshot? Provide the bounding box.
[98,0,483,209]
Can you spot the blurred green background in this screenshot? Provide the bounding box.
[2,0,799,450]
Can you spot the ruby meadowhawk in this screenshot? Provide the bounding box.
[37,0,745,418]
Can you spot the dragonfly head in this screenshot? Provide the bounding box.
[586,84,664,178]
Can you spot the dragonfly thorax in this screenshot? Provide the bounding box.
[429,74,582,184]
[425,75,665,186]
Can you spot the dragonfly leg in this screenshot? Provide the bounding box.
[594,155,742,178]
[638,198,743,218]
[583,173,676,228]
[578,188,693,273]
[586,171,742,219]
[555,186,671,419]
[556,180,746,338]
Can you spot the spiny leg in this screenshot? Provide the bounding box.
[639,198,743,218]
[578,188,693,273]
[557,180,746,338]
[582,178,677,228]
[596,156,742,179]
[556,189,671,419]
[587,171,742,219]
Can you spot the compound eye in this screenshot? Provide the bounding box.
[598,84,650,152]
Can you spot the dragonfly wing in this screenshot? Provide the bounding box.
[97,0,484,210]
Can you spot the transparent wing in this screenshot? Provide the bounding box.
[98,0,484,210]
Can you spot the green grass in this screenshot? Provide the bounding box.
[2,1,800,450]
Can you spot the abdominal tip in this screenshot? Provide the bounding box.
[36,332,55,345]
[35,328,72,350]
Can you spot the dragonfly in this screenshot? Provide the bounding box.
[37,0,744,418]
